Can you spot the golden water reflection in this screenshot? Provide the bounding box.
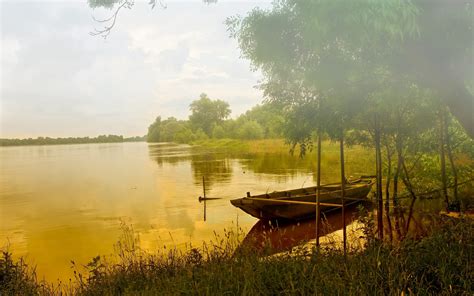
[2,142,362,281]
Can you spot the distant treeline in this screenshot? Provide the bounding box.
[147,93,284,144]
[0,135,146,147]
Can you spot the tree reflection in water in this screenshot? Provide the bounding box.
[239,198,436,256]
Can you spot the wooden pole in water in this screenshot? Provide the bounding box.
[316,130,322,248]
[203,176,206,199]
[339,129,346,257]
[203,176,207,221]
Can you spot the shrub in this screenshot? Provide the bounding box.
[237,120,264,140]
[174,128,196,144]
[212,125,226,139]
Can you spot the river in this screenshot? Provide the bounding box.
[1,142,353,281]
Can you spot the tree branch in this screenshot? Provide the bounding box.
[90,0,167,38]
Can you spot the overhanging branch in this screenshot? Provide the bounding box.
[89,0,167,38]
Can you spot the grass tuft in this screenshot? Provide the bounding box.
[2,216,472,295]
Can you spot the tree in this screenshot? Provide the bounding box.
[227,0,473,239]
[88,0,214,37]
[159,117,187,142]
[212,125,226,139]
[241,104,284,138]
[147,116,162,142]
[237,120,264,140]
[227,0,473,138]
[89,0,472,136]
[189,93,231,136]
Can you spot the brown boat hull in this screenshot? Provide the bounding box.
[230,180,373,220]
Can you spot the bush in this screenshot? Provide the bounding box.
[194,129,209,141]
[174,128,196,144]
[0,251,45,295]
[2,218,472,295]
[237,120,264,140]
[212,125,226,139]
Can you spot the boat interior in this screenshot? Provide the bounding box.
[247,179,370,200]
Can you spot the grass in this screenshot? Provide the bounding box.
[2,215,473,295]
[191,138,375,185]
[190,138,289,153]
[2,138,472,295]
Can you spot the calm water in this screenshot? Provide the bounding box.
[0,142,344,281]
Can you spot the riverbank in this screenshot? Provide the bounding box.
[2,216,472,295]
[190,138,289,153]
[190,138,346,155]
[0,135,145,147]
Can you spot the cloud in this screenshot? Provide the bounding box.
[1,1,268,137]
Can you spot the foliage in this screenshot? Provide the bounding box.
[174,127,196,144]
[0,135,145,147]
[0,251,45,295]
[159,117,188,142]
[240,104,285,138]
[147,116,162,143]
[228,0,473,138]
[226,0,474,213]
[3,217,472,295]
[88,0,213,10]
[189,93,231,137]
[193,128,209,141]
[211,125,226,139]
[237,120,264,140]
[147,96,284,144]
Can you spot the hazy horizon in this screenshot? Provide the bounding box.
[0,0,270,138]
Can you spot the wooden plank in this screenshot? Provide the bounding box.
[246,197,343,207]
[255,192,368,202]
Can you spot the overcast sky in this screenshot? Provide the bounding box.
[0,0,270,138]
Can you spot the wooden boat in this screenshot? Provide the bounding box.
[230,178,374,220]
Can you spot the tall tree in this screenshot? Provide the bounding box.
[147,116,162,142]
[189,93,231,136]
[90,0,473,136]
[227,0,473,138]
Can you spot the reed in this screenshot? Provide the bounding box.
[2,216,472,295]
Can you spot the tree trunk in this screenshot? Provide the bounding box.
[402,160,417,234]
[439,110,449,212]
[444,109,459,202]
[384,142,393,242]
[393,134,403,240]
[339,130,346,256]
[315,131,322,247]
[374,115,384,240]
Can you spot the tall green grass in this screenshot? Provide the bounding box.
[2,216,472,295]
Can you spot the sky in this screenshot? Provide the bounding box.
[0,0,270,138]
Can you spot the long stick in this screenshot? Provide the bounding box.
[340,130,346,256]
[444,108,458,202]
[393,132,403,239]
[375,114,384,240]
[384,142,393,242]
[246,197,343,207]
[402,160,417,233]
[203,176,207,221]
[316,131,322,247]
[249,185,369,200]
[439,109,449,212]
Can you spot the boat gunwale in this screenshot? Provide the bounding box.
[237,179,373,202]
